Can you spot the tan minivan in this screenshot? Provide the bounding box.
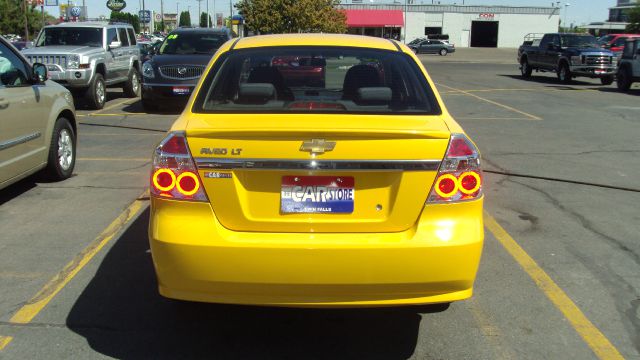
[0,36,77,190]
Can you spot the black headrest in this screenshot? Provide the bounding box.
[342,65,382,101]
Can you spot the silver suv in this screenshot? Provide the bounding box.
[23,22,141,109]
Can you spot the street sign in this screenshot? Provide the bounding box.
[45,0,58,5]
[27,0,44,5]
[139,10,151,23]
[154,13,162,22]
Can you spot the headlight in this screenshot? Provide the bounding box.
[142,62,155,78]
[67,55,80,69]
[570,56,582,65]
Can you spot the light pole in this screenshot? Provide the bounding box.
[206,0,209,27]
[403,0,407,43]
[564,3,570,32]
[196,0,202,27]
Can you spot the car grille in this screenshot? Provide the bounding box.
[159,65,204,80]
[583,55,612,65]
[26,55,68,69]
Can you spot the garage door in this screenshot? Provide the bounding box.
[471,21,498,47]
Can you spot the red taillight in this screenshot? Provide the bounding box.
[176,172,200,196]
[428,134,482,203]
[153,169,176,192]
[151,132,208,201]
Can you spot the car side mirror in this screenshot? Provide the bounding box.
[32,63,47,83]
[109,41,122,50]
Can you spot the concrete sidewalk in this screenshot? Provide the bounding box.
[418,47,517,64]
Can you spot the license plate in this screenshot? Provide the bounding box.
[281,176,354,214]
[172,86,190,95]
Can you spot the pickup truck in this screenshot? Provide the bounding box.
[518,33,617,85]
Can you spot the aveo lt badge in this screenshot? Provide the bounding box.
[300,139,336,155]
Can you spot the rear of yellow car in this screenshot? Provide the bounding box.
[148,34,483,307]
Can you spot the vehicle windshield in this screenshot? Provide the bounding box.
[560,35,598,48]
[158,33,227,55]
[36,28,103,47]
[193,47,440,115]
[597,35,615,45]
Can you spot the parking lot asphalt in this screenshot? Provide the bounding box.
[0,50,639,359]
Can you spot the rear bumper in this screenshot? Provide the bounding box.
[149,197,484,307]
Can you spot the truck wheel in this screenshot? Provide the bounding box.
[42,117,76,181]
[439,48,448,56]
[600,76,614,86]
[85,73,106,110]
[123,69,140,98]
[557,63,572,84]
[520,58,532,78]
[617,67,632,91]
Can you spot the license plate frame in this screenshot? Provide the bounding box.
[281,176,354,214]
[172,86,191,95]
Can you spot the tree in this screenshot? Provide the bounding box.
[626,5,640,33]
[235,0,346,34]
[179,11,191,27]
[110,11,140,33]
[200,12,212,28]
[0,0,55,40]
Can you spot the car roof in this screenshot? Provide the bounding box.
[45,22,132,28]
[232,34,399,52]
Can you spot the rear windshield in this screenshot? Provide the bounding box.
[159,33,228,55]
[36,28,103,47]
[193,47,441,115]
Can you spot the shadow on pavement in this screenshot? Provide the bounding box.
[122,100,183,115]
[0,177,37,206]
[67,209,442,359]
[498,74,596,86]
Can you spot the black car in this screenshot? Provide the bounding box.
[141,28,233,111]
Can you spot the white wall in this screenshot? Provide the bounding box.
[404,11,560,48]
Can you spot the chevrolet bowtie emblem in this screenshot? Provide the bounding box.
[300,139,336,155]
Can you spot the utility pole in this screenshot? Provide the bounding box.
[229,0,232,18]
[23,0,29,41]
[196,0,202,27]
[142,0,146,33]
[206,0,209,27]
[160,0,164,31]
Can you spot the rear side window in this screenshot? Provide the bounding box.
[127,28,136,45]
[193,46,441,115]
[107,28,118,45]
[118,28,129,46]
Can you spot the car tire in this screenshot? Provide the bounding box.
[520,58,532,78]
[85,73,106,110]
[600,75,614,86]
[123,68,141,98]
[439,48,448,56]
[616,68,632,91]
[42,117,76,181]
[142,98,158,112]
[557,63,572,84]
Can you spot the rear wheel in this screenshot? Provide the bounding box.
[520,58,532,78]
[43,117,75,181]
[123,68,141,98]
[616,67,632,91]
[439,48,448,56]
[85,73,106,110]
[557,63,572,84]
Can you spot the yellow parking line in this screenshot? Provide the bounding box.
[9,192,148,324]
[484,212,624,360]
[80,133,158,136]
[0,336,13,351]
[437,83,542,120]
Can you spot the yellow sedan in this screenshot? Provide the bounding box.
[148,34,483,307]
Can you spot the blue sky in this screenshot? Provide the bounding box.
[58,0,613,27]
